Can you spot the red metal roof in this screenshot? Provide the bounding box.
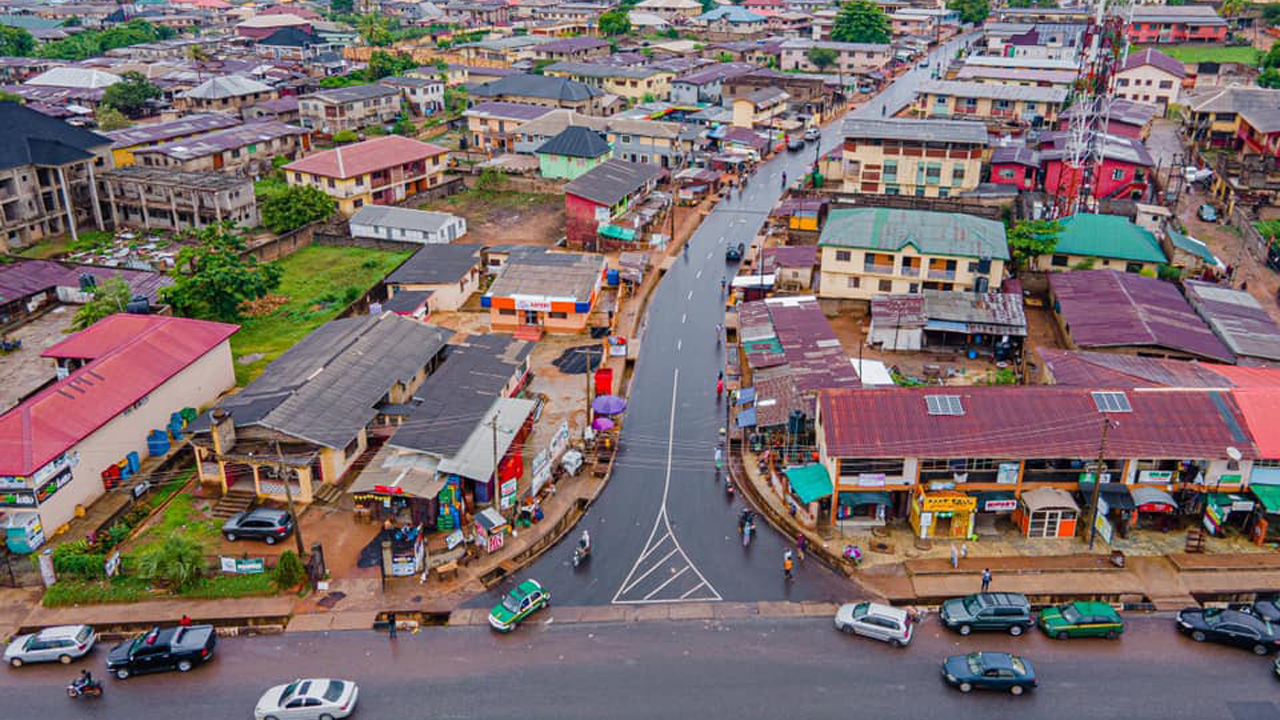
[1226,388,1280,459]
[819,386,1255,460]
[0,315,238,476]
[284,136,448,180]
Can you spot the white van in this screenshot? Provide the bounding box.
[834,602,913,647]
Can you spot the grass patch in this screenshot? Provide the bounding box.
[230,244,414,384]
[42,577,149,607]
[423,189,561,216]
[16,234,79,259]
[1147,44,1259,64]
[130,489,221,555]
[254,176,289,199]
[178,573,278,599]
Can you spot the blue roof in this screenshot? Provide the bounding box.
[697,6,766,23]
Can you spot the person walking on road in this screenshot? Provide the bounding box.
[796,533,807,562]
[783,551,794,581]
[950,543,959,569]
[387,612,398,639]
[981,568,992,593]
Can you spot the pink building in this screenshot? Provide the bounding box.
[1126,6,1227,45]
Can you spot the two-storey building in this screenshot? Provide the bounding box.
[298,83,402,136]
[283,135,449,215]
[835,117,987,197]
[916,80,1066,127]
[132,121,311,176]
[543,62,674,103]
[175,75,278,114]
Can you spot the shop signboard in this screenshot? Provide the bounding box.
[530,450,551,496]
[857,473,886,488]
[1138,470,1174,483]
[1204,502,1223,534]
[31,452,77,486]
[104,551,121,578]
[445,529,464,550]
[0,476,28,490]
[514,296,553,312]
[1094,511,1113,544]
[35,467,73,504]
[919,512,933,528]
[996,463,1019,484]
[921,495,976,513]
[499,479,518,510]
[220,557,265,574]
[928,481,955,491]
[1218,474,1242,486]
[0,489,36,508]
[487,532,504,553]
[984,499,1018,512]
[1231,500,1256,513]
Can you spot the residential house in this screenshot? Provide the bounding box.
[446,1,512,27]
[0,103,113,249]
[1049,269,1233,364]
[253,26,334,62]
[464,101,556,154]
[670,63,757,105]
[1188,86,1280,159]
[634,0,701,19]
[607,117,689,169]
[1184,280,1280,365]
[510,109,608,154]
[731,88,790,129]
[0,315,237,547]
[25,67,120,91]
[283,135,449,215]
[298,84,402,136]
[470,74,605,116]
[483,250,606,336]
[817,207,1009,300]
[191,314,452,504]
[175,75,278,114]
[0,58,61,84]
[869,290,1025,355]
[988,146,1040,192]
[380,75,445,116]
[1040,131,1154,201]
[563,159,664,251]
[1034,213,1167,274]
[383,243,484,316]
[1127,6,1227,45]
[778,39,893,74]
[694,6,768,40]
[954,65,1077,91]
[102,113,243,167]
[543,62,674,103]
[834,117,987,197]
[1115,48,1185,110]
[132,121,311,176]
[532,37,611,62]
[916,80,1066,127]
[98,167,258,231]
[1057,97,1157,140]
[455,35,554,66]
[536,126,612,180]
[723,70,834,124]
[763,245,818,291]
[351,205,467,245]
[241,96,301,124]
[235,13,313,40]
[977,21,1083,61]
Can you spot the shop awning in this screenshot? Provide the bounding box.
[786,464,833,504]
[839,491,891,508]
[598,224,637,241]
[1021,487,1078,513]
[1131,487,1178,511]
[1079,480,1135,511]
[1251,484,1280,514]
[735,407,756,428]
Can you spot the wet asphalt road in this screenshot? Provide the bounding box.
[5,615,1278,719]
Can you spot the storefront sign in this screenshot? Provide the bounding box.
[1138,470,1174,483]
[918,512,933,528]
[0,476,28,490]
[0,489,36,507]
[105,551,121,578]
[1218,474,1242,486]
[997,463,1020,485]
[530,450,551,496]
[984,499,1018,512]
[445,529,464,550]
[857,473,886,488]
[31,452,77,486]
[487,532,504,553]
[1204,501,1223,534]
[499,479,518,510]
[1232,500,1256,512]
[220,557,265,574]
[35,468,73,504]
[1094,511,1113,544]
[921,495,977,513]
[513,296,553,312]
[928,481,955,492]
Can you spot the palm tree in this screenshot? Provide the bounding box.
[186,44,208,82]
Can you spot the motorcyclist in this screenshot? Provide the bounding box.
[578,529,590,554]
[720,276,727,293]
[781,172,787,187]
[74,669,95,690]
[716,377,724,399]
[715,446,724,469]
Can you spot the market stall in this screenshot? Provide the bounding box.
[1202,491,1254,537]
[970,490,1017,536]
[1131,486,1179,531]
[1014,488,1079,539]
[1247,484,1280,543]
[909,489,977,540]
[1078,479,1136,539]
[785,464,834,518]
[474,507,509,554]
[836,491,891,531]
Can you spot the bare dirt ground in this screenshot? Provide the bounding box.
[826,310,1021,386]
[1177,183,1280,325]
[421,191,565,246]
[0,306,74,412]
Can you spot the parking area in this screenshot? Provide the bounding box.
[0,306,74,412]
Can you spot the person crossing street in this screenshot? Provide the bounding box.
[783,551,794,581]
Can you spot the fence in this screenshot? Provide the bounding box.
[817,191,1007,221]
[313,231,423,254]
[240,223,317,263]
[1231,206,1269,263]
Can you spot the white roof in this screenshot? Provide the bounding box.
[349,205,462,234]
[180,75,273,99]
[237,13,312,28]
[636,0,700,8]
[26,67,121,89]
[851,359,894,387]
[436,398,538,482]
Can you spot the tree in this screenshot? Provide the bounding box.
[1264,4,1280,27]
[259,185,337,235]
[72,275,132,330]
[161,224,284,323]
[331,0,354,13]
[332,129,359,144]
[392,114,417,136]
[0,26,34,56]
[96,106,130,131]
[1220,0,1244,19]
[1259,68,1280,89]
[806,46,838,73]
[1262,43,1280,70]
[444,86,467,114]
[598,9,631,36]
[357,13,392,46]
[1006,219,1061,270]
[699,0,717,11]
[135,536,204,590]
[946,0,989,25]
[367,49,417,80]
[831,1,890,44]
[273,550,307,588]
[101,71,161,117]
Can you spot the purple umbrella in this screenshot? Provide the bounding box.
[592,417,615,432]
[592,394,627,415]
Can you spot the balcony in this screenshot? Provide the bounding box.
[900,265,920,277]
[927,268,956,281]
[863,263,895,275]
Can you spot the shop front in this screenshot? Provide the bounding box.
[835,490,891,532]
[1131,486,1179,531]
[1015,487,1078,539]
[1247,483,1280,543]
[1203,492,1254,537]
[909,490,977,540]
[969,490,1017,536]
[1078,478,1136,539]
[785,464,834,520]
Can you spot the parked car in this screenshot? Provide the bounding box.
[1038,601,1124,640]
[1185,166,1213,184]
[106,625,217,679]
[804,127,820,142]
[939,592,1034,636]
[255,678,359,720]
[1177,607,1280,655]
[942,652,1037,695]
[786,136,805,152]
[223,508,294,544]
[4,625,95,667]
[834,602,912,647]
[1198,204,1218,222]
[726,242,745,261]
[489,579,550,632]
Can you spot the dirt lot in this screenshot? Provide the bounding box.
[421,189,565,246]
[0,306,74,412]
[1178,183,1280,326]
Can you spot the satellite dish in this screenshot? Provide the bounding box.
[1226,447,1242,462]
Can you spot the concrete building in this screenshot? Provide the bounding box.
[817,208,1009,301]
[835,117,987,197]
[470,74,606,116]
[464,101,556,154]
[543,62,674,103]
[778,39,892,74]
[1115,49,1185,110]
[283,135,449,215]
[633,0,701,20]
[536,125,611,180]
[383,243,484,315]
[98,167,259,231]
[1127,6,1227,45]
[349,204,467,244]
[0,315,237,548]
[670,63,757,105]
[915,80,1067,127]
[532,37,611,62]
[298,83,402,136]
[103,114,243,167]
[1032,213,1167,275]
[175,75,278,114]
[132,121,312,176]
[482,250,605,337]
[563,159,664,251]
[380,75,445,116]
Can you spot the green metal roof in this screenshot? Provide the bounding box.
[1250,484,1280,514]
[785,464,833,504]
[1167,229,1219,265]
[1054,214,1168,264]
[838,490,892,507]
[818,207,1010,261]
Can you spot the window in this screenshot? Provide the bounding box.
[1159,80,1173,89]
[549,311,568,319]
[499,307,516,315]
[835,250,851,262]
[1117,78,1129,87]
[952,164,965,183]
[999,169,1015,179]
[878,279,892,292]
[343,436,360,460]
[908,283,919,293]
[328,178,336,188]
[885,185,899,195]
[883,161,897,181]
[1051,254,1069,267]
[938,188,948,198]
[846,276,860,288]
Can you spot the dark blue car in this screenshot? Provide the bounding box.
[942,652,1038,695]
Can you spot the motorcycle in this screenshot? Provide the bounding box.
[67,678,103,700]
[572,541,591,569]
[742,519,756,547]
[725,478,735,497]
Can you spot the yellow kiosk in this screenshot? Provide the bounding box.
[910,489,977,540]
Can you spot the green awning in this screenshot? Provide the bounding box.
[786,464,833,504]
[598,224,637,241]
[1250,484,1280,514]
[839,491,891,508]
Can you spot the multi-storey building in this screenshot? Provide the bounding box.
[298,84,402,136]
[97,167,259,231]
[916,80,1066,127]
[543,62,674,103]
[283,135,449,215]
[380,75,445,116]
[102,113,243,167]
[778,39,892,74]
[132,121,311,176]
[1127,6,1227,44]
[1114,49,1185,110]
[834,118,987,197]
[175,75,278,114]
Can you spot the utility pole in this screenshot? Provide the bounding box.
[487,414,502,513]
[274,440,306,557]
[1086,416,1112,551]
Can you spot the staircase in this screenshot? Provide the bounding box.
[513,325,543,342]
[211,490,255,519]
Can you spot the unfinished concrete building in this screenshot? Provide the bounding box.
[98,167,259,232]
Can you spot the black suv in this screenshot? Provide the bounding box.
[940,593,1035,636]
[222,508,294,544]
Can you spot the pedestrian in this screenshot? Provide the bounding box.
[387,611,398,639]
[178,614,192,627]
[981,568,992,593]
[796,532,807,562]
[949,543,959,569]
[960,542,968,560]
[783,551,794,581]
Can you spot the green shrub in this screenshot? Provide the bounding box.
[179,573,277,599]
[52,541,106,580]
[273,550,306,588]
[42,578,147,607]
[134,535,205,590]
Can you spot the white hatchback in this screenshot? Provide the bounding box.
[834,602,913,647]
[255,678,359,720]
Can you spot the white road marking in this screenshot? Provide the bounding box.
[681,313,686,324]
[695,270,702,279]
[643,566,690,601]
[619,547,679,595]
[687,290,693,300]
[676,339,682,351]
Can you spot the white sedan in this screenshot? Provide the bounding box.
[255,678,359,720]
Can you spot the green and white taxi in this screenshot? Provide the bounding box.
[489,579,550,632]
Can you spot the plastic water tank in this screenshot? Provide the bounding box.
[607,268,620,286]
[147,430,170,457]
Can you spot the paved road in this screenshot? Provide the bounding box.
[8,616,1278,719]
[850,31,980,119]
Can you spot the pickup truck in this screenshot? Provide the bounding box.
[106,625,217,679]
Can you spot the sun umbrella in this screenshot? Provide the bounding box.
[592,417,615,432]
[592,395,627,415]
